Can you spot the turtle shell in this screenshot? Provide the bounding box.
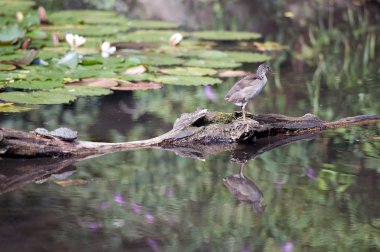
[49,127,78,141]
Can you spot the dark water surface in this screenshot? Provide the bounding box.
[1,3,380,252]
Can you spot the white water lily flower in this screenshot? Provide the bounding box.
[101,41,116,58]
[16,11,24,22]
[65,33,86,49]
[169,33,183,46]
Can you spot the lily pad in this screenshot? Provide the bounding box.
[153,75,221,86]
[26,68,65,81]
[0,45,18,56]
[0,91,77,104]
[191,31,261,41]
[43,24,126,37]
[179,49,228,59]
[184,59,241,69]
[0,24,26,44]
[57,51,82,69]
[0,0,35,17]
[253,41,289,51]
[0,50,38,66]
[9,80,64,90]
[119,74,155,82]
[65,69,117,79]
[66,78,119,88]
[118,30,177,43]
[0,63,16,71]
[111,81,163,91]
[177,49,271,62]
[59,86,112,96]
[26,29,48,40]
[123,65,147,75]
[218,70,249,77]
[49,10,126,25]
[225,51,272,62]
[0,102,33,113]
[127,54,183,66]
[159,67,217,76]
[127,20,179,29]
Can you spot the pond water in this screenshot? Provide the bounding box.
[1,1,380,252]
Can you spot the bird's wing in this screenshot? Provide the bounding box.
[224,73,259,100]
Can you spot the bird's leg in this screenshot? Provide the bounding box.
[242,104,246,121]
[239,163,245,178]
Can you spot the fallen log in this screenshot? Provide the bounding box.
[0,109,379,158]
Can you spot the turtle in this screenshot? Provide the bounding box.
[32,127,78,142]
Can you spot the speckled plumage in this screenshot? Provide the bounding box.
[225,64,270,120]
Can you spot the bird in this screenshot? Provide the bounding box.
[224,63,270,121]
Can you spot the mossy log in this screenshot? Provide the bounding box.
[0,109,379,158]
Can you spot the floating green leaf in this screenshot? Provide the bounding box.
[0,91,77,104]
[118,30,176,43]
[21,13,40,27]
[0,103,33,113]
[8,80,64,90]
[225,51,272,62]
[49,10,126,25]
[111,81,163,91]
[57,51,81,69]
[0,0,35,17]
[43,24,126,37]
[0,63,16,71]
[66,78,119,88]
[119,74,155,82]
[180,49,228,59]
[178,49,271,63]
[153,75,221,86]
[65,69,117,79]
[191,31,261,41]
[184,59,241,69]
[159,67,217,76]
[127,54,183,66]
[59,86,112,96]
[253,41,289,51]
[26,29,48,39]
[0,45,18,56]
[127,20,179,29]
[0,24,26,44]
[26,67,65,81]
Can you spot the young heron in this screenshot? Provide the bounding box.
[224,64,270,120]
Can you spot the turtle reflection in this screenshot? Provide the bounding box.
[223,163,265,213]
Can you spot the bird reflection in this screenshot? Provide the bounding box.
[223,163,265,213]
